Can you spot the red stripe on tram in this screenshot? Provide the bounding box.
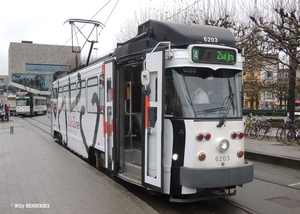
[144,95,150,129]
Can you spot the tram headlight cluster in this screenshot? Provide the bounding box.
[230,131,244,139]
[196,132,211,141]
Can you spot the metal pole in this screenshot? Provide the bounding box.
[10,126,14,134]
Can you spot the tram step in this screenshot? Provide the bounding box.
[117,172,142,187]
[124,161,141,178]
[124,149,141,163]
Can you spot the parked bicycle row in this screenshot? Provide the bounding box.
[244,113,273,140]
[244,112,300,145]
[275,118,300,145]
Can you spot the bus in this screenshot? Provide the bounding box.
[16,92,47,116]
[51,19,253,202]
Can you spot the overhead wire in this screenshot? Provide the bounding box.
[165,0,202,21]
[99,0,120,35]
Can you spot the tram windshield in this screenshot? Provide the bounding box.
[16,97,30,106]
[164,67,242,119]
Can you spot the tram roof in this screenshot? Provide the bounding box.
[16,92,34,96]
[115,19,236,60]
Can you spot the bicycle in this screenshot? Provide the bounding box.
[244,113,255,136]
[257,119,272,140]
[294,129,300,145]
[281,121,299,145]
[275,118,291,142]
[247,117,262,139]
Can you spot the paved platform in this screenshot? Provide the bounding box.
[1,115,300,213]
[0,116,159,214]
[245,135,300,170]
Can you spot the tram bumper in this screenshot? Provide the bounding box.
[180,161,254,188]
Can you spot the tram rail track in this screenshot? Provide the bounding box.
[22,116,51,135]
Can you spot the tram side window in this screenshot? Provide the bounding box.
[77,80,86,112]
[41,99,46,105]
[99,74,105,111]
[58,86,63,110]
[87,77,98,113]
[35,98,46,106]
[52,88,58,99]
[70,83,76,112]
[63,85,69,111]
[107,77,112,102]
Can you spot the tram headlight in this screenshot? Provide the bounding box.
[172,153,179,161]
[231,131,237,139]
[196,132,204,141]
[204,132,211,140]
[237,149,244,158]
[198,152,206,161]
[218,139,229,152]
[238,131,244,139]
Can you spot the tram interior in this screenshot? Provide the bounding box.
[119,63,144,181]
[123,65,143,148]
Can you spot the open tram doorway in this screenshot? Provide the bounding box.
[115,49,164,190]
[124,66,143,148]
[117,62,144,184]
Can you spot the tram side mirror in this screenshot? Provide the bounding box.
[141,70,151,95]
[141,70,150,86]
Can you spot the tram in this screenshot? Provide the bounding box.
[16,92,47,116]
[51,19,253,202]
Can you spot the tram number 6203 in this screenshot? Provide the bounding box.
[215,155,230,162]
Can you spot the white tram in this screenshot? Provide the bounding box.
[16,92,47,116]
[51,20,253,202]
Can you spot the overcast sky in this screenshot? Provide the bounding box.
[0,0,147,75]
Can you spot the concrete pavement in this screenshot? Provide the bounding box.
[245,135,300,170]
[0,116,159,214]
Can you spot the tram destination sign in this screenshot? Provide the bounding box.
[191,47,236,65]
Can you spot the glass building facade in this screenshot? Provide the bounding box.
[8,42,79,95]
[25,64,70,72]
[12,73,52,91]
[11,64,70,92]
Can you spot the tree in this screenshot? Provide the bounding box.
[248,0,300,119]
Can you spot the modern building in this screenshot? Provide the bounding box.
[2,41,80,98]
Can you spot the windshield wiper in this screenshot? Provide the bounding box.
[196,106,225,115]
[186,95,197,115]
[217,79,235,128]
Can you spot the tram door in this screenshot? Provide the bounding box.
[104,62,115,172]
[141,50,165,192]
